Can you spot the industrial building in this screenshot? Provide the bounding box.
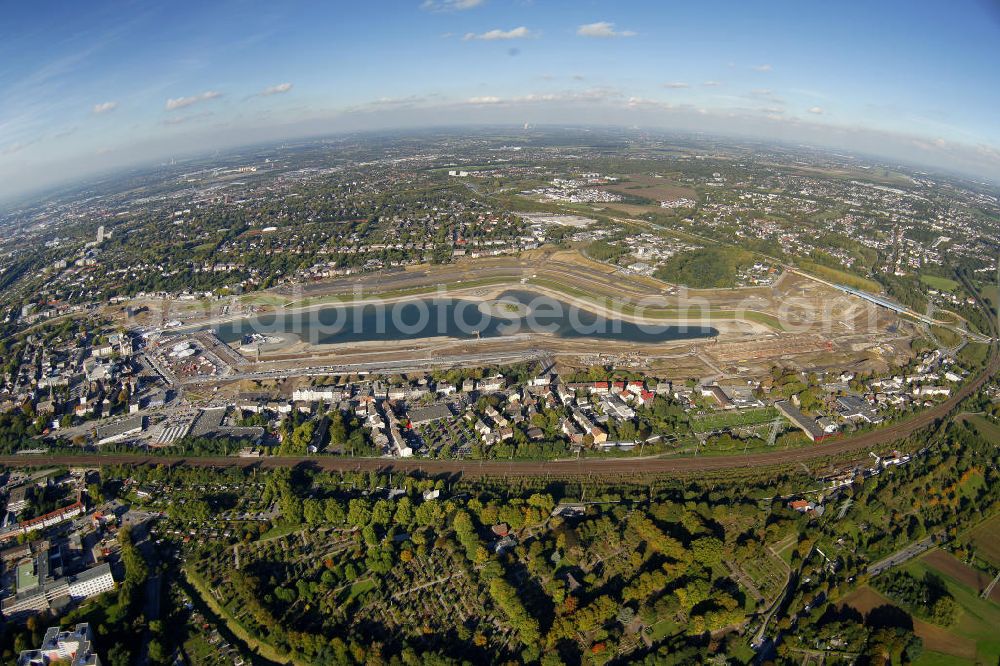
[95,415,145,445]
[774,400,831,442]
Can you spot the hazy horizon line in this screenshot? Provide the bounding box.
[3,122,999,211]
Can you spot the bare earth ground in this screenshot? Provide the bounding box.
[598,174,698,202]
[121,249,917,380]
[922,549,992,594]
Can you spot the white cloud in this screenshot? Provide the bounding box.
[372,95,430,107]
[92,101,118,114]
[162,112,214,126]
[663,82,689,89]
[702,80,721,87]
[2,141,34,156]
[577,22,636,38]
[748,89,785,105]
[463,26,532,41]
[911,137,947,151]
[421,0,483,11]
[753,64,773,72]
[462,88,622,107]
[808,106,824,114]
[165,90,222,111]
[258,82,293,96]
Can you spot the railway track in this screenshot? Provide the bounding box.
[3,277,995,478]
[0,348,993,477]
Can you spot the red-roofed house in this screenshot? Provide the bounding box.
[788,500,813,512]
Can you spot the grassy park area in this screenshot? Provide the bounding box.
[921,274,960,292]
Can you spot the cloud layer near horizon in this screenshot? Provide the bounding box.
[5,92,999,204]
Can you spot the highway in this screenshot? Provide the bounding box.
[867,535,937,576]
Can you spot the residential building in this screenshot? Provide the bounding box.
[18,623,100,666]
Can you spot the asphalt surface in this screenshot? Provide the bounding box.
[868,535,937,576]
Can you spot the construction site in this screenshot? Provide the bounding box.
[118,248,923,392]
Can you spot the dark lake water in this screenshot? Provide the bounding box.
[213,290,717,345]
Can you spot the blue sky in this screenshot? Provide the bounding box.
[3,0,1000,197]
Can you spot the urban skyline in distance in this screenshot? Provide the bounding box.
[3,0,1000,200]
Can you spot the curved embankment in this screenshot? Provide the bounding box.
[190,278,778,338]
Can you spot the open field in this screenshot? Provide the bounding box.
[839,585,893,615]
[963,512,1000,568]
[922,549,992,594]
[602,202,668,217]
[978,283,999,309]
[921,274,960,292]
[930,324,963,347]
[599,174,697,203]
[766,163,915,186]
[960,414,1000,447]
[905,553,1000,664]
[958,343,991,368]
[692,407,779,432]
[796,260,882,293]
[841,586,979,662]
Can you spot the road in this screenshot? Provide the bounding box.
[179,347,548,385]
[981,570,1000,600]
[868,535,937,576]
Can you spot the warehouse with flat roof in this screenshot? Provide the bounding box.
[95,415,144,445]
[774,400,830,442]
[407,403,453,426]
